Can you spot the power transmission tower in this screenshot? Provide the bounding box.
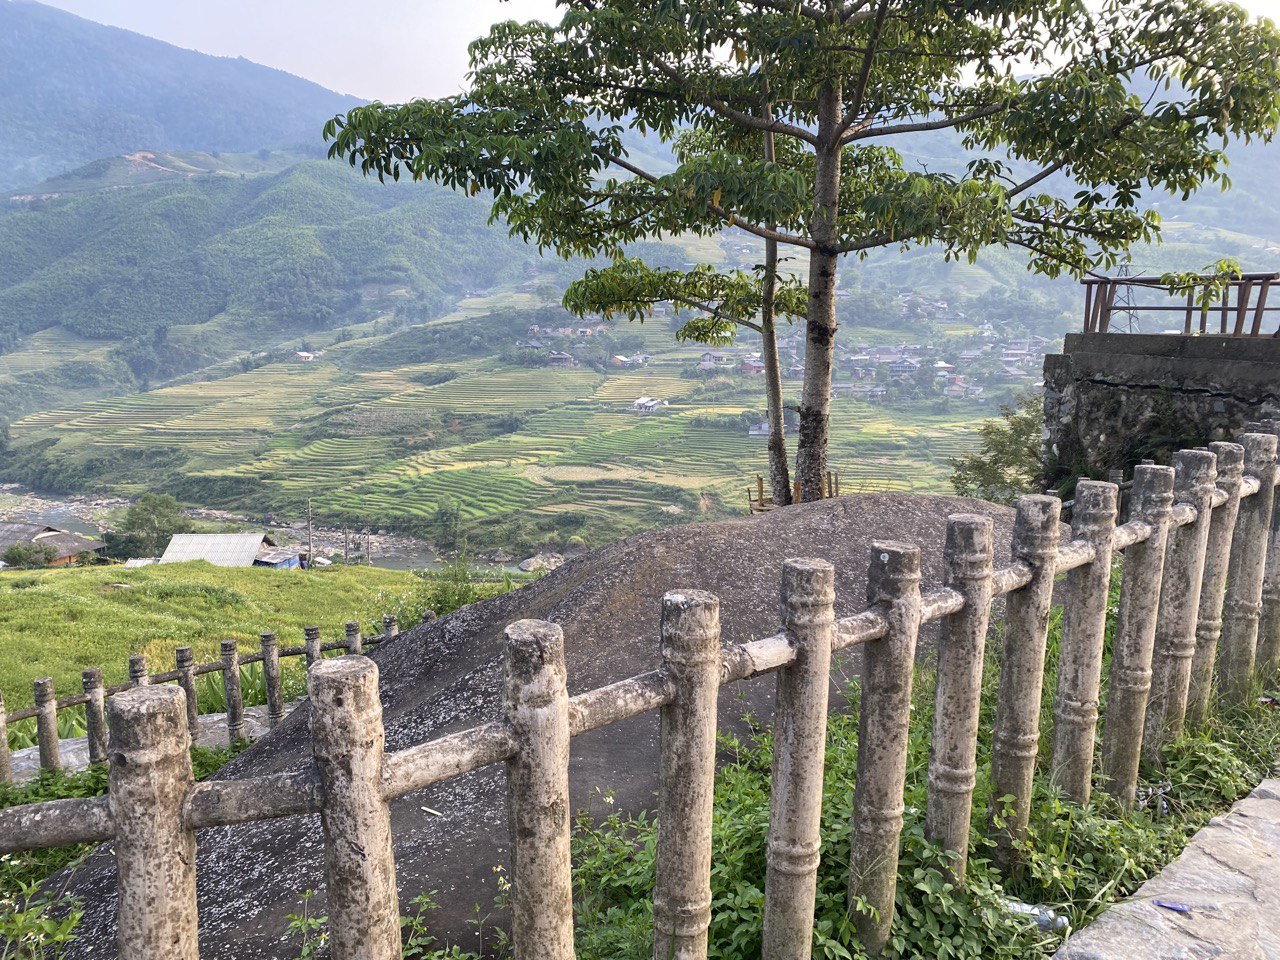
[1113,256,1142,333]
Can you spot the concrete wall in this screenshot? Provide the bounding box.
[1042,334,1280,485]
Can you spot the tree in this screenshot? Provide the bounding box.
[106,493,193,559]
[950,392,1042,504]
[2,542,57,569]
[327,1,1280,502]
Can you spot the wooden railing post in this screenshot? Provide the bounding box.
[261,632,284,728]
[35,676,60,771]
[652,590,721,960]
[1188,441,1245,724]
[383,614,399,640]
[83,668,108,766]
[504,620,575,960]
[305,625,322,666]
[109,685,199,960]
[850,542,922,955]
[1143,449,1218,761]
[926,517,994,883]
[1253,420,1280,678]
[1101,464,1175,809]
[345,621,362,655]
[309,656,400,960]
[0,689,10,782]
[762,559,835,959]
[129,654,149,687]
[221,640,244,743]
[1218,432,1278,705]
[1050,480,1118,804]
[176,646,199,739]
[988,496,1060,868]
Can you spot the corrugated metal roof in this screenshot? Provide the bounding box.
[123,557,160,568]
[160,534,268,567]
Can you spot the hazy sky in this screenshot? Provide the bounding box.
[36,0,1280,102]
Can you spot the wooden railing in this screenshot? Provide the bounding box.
[2,424,1278,960]
[1082,272,1280,336]
[0,615,410,776]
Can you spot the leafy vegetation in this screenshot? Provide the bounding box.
[102,493,192,560]
[950,393,1044,504]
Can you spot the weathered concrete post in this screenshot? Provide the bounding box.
[1050,481,1118,804]
[83,668,108,766]
[988,496,1061,868]
[0,689,11,782]
[1143,450,1218,761]
[1218,432,1278,705]
[926,517,994,883]
[35,677,60,771]
[652,590,721,960]
[129,654,149,687]
[503,620,575,960]
[261,632,284,728]
[1252,421,1280,678]
[1101,464,1175,809]
[1188,442,1245,724]
[108,684,199,960]
[762,559,835,959]
[309,656,400,960]
[383,614,399,640]
[221,640,245,743]
[175,646,199,739]
[305,625,322,666]
[850,542,922,955]
[345,621,362,655]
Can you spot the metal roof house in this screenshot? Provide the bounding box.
[0,522,106,566]
[158,534,300,569]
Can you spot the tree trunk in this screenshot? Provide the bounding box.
[760,115,792,507]
[795,79,842,502]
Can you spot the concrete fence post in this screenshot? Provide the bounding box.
[0,689,10,782]
[1101,464,1175,809]
[261,632,284,728]
[83,668,108,766]
[1188,442,1245,724]
[1050,481,1118,804]
[1218,432,1278,705]
[345,621,362,656]
[35,676,60,771]
[221,640,244,743]
[1252,420,1280,678]
[108,685,199,960]
[850,542,922,955]
[652,590,721,960]
[762,559,835,959]
[503,620,575,960]
[129,654,149,687]
[926,516,994,883]
[988,496,1061,868]
[383,614,399,640]
[309,656,401,960]
[1143,450,1218,761]
[175,647,199,739]
[305,625,322,666]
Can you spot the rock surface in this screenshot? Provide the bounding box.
[1054,778,1280,960]
[518,551,565,572]
[60,494,1029,960]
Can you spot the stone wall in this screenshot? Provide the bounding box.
[1042,333,1280,486]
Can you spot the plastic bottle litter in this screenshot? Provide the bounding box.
[997,897,1071,933]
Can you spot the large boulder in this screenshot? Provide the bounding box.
[62,494,1031,959]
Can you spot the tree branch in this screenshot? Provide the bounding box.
[843,102,1007,144]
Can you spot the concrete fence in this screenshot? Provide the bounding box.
[0,614,408,776]
[2,424,1279,960]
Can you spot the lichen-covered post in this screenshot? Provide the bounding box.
[652,590,721,960]
[345,621,362,655]
[850,542,922,955]
[1100,464,1175,809]
[129,654,149,687]
[0,689,10,782]
[762,559,835,959]
[926,517,994,883]
[1218,432,1278,705]
[261,632,284,728]
[305,625,322,666]
[309,656,400,960]
[1188,442,1245,724]
[35,677,60,771]
[1143,450,1217,761]
[383,614,399,640]
[1253,421,1280,679]
[109,684,199,960]
[1050,481,1118,804]
[83,668,108,766]
[221,639,245,742]
[175,646,199,739]
[503,620,575,960]
[988,496,1060,868]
